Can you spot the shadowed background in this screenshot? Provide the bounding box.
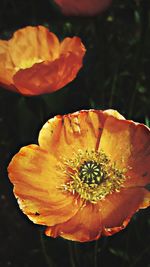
[0,0,150,267]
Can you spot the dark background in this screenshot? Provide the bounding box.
[0,0,150,267]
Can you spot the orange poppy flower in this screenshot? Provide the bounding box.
[54,0,112,16]
[0,26,86,96]
[8,109,150,242]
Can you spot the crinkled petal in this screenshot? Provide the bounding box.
[54,0,112,16]
[9,25,60,68]
[45,203,102,242]
[13,52,84,96]
[0,26,86,95]
[8,144,82,226]
[98,187,149,235]
[39,110,109,159]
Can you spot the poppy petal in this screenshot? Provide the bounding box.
[9,25,60,69]
[8,144,82,226]
[99,116,132,168]
[0,40,17,91]
[0,26,85,95]
[54,0,112,16]
[100,116,150,187]
[103,109,125,120]
[39,110,108,159]
[45,203,102,242]
[60,36,86,57]
[13,51,84,95]
[139,190,150,209]
[98,187,149,234]
[124,124,150,188]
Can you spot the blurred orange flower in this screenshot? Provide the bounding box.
[8,109,150,242]
[54,0,112,16]
[0,26,86,96]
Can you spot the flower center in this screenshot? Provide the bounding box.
[79,161,102,185]
[15,58,43,71]
[61,150,127,204]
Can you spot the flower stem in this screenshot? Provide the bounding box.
[128,1,149,118]
[94,240,99,267]
[68,242,77,267]
[40,230,56,267]
[129,245,150,267]
[109,69,119,108]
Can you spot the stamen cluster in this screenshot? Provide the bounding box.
[61,150,127,203]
